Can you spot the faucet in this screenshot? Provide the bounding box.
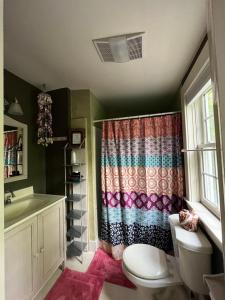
[5,190,15,205]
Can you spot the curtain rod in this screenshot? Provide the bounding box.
[93,111,181,124]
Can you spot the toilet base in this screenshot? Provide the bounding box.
[122,254,183,289]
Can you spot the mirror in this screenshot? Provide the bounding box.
[4,115,28,183]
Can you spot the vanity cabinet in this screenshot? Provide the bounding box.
[5,199,65,300]
[37,201,64,287]
[5,217,38,300]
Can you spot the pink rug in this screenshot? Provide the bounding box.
[88,248,136,289]
[45,248,135,299]
[45,268,104,300]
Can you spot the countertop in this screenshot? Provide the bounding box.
[4,193,65,232]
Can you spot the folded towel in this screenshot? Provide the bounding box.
[179,209,199,232]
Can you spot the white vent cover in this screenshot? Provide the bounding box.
[93,32,144,63]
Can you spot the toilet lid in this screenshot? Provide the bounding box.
[123,244,169,280]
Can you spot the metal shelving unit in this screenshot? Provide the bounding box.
[64,143,87,263]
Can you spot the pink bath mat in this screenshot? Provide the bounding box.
[45,268,104,300]
[87,248,136,289]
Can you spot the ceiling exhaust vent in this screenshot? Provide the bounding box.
[93,32,144,63]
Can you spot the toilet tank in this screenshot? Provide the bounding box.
[169,214,212,295]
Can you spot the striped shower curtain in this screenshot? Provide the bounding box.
[100,113,184,259]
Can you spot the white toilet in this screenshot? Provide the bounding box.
[122,214,212,297]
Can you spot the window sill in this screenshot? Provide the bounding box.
[186,200,222,251]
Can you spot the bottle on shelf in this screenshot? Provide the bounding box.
[71,149,77,165]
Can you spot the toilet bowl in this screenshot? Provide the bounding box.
[122,214,212,296]
[122,244,183,289]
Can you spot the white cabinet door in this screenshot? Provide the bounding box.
[38,201,64,286]
[5,218,38,300]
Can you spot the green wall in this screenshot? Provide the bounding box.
[70,90,107,241]
[93,93,181,237]
[90,92,107,121]
[70,90,93,240]
[3,70,181,244]
[103,92,180,118]
[90,92,107,240]
[46,88,70,195]
[4,70,46,193]
[70,90,180,241]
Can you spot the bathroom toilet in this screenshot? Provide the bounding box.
[122,214,212,296]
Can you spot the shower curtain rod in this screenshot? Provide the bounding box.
[93,110,181,124]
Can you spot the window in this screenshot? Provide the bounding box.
[199,86,219,212]
[186,80,220,216]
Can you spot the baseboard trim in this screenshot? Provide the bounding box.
[88,240,99,251]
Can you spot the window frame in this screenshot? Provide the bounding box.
[186,80,220,217]
[202,86,215,144]
[198,145,220,218]
[199,85,219,216]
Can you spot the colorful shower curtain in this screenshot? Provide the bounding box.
[100,113,184,259]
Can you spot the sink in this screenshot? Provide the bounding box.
[4,190,65,230]
[4,196,48,227]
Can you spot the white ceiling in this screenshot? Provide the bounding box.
[4,0,207,102]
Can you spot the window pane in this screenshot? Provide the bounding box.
[203,174,219,207]
[203,150,216,176]
[205,88,213,117]
[206,118,215,143]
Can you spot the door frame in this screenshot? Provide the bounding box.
[207,0,225,275]
[0,0,4,299]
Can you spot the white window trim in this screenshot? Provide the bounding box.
[186,199,222,251]
[181,41,223,251]
[185,85,220,216]
[202,86,214,143]
[207,0,225,277]
[201,197,220,218]
[197,141,220,217]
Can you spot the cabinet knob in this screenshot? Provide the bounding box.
[33,253,39,258]
[40,247,45,253]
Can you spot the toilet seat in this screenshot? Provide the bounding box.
[122,244,183,288]
[123,244,169,280]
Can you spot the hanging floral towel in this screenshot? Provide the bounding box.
[37,92,53,146]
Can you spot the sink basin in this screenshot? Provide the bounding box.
[4,189,65,230]
[4,196,52,228]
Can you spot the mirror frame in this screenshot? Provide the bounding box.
[4,115,28,183]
